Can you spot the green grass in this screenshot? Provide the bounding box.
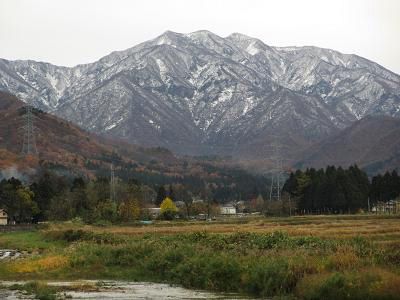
[0,231,66,252]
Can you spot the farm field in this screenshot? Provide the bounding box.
[1,215,400,299]
[63,214,400,242]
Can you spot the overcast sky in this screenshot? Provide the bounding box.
[1,0,399,74]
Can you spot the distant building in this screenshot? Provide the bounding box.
[220,206,236,215]
[147,207,161,218]
[192,196,204,204]
[372,200,400,214]
[235,200,246,213]
[0,209,8,225]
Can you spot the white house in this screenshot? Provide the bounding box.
[372,200,400,214]
[0,209,8,225]
[220,206,236,215]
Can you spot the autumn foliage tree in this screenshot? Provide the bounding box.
[119,198,141,221]
[0,178,39,223]
[160,197,178,220]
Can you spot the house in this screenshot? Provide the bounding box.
[220,206,236,215]
[0,209,8,225]
[147,207,161,218]
[372,200,400,214]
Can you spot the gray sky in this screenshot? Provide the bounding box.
[1,0,399,74]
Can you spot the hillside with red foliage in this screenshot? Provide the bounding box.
[0,92,263,200]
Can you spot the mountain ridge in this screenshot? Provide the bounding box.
[1,30,399,165]
[296,115,400,173]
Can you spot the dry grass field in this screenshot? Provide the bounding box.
[51,214,400,243]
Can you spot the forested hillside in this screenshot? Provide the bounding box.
[0,91,270,208]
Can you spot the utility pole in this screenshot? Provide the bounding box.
[269,140,283,202]
[110,163,116,202]
[21,105,38,156]
[203,182,212,220]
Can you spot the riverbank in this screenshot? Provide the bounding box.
[0,280,249,299]
[0,215,400,299]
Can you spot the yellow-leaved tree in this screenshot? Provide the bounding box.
[160,197,178,220]
[119,198,141,221]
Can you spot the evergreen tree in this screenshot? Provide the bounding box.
[370,171,400,203]
[283,165,370,213]
[31,170,67,220]
[168,184,175,201]
[156,185,167,206]
[70,177,88,217]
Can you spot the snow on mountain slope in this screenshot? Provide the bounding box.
[1,30,399,161]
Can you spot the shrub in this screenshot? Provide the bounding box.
[206,255,241,291]
[297,270,400,300]
[10,281,59,300]
[243,258,297,297]
[174,255,210,289]
[24,281,58,300]
[46,229,124,244]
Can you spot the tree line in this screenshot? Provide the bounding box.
[1,165,399,223]
[283,165,400,214]
[0,169,224,224]
[0,172,143,224]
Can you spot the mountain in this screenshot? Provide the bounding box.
[0,90,136,174]
[295,115,400,174]
[0,91,269,199]
[1,30,400,164]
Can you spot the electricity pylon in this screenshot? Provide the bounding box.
[21,105,38,156]
[269,140,283,202]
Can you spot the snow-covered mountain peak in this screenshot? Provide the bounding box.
[185,30,235,53]
[226,32,253,41]
[186,30,220,39]
[153,30,185,47]
[0,30,399,158]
